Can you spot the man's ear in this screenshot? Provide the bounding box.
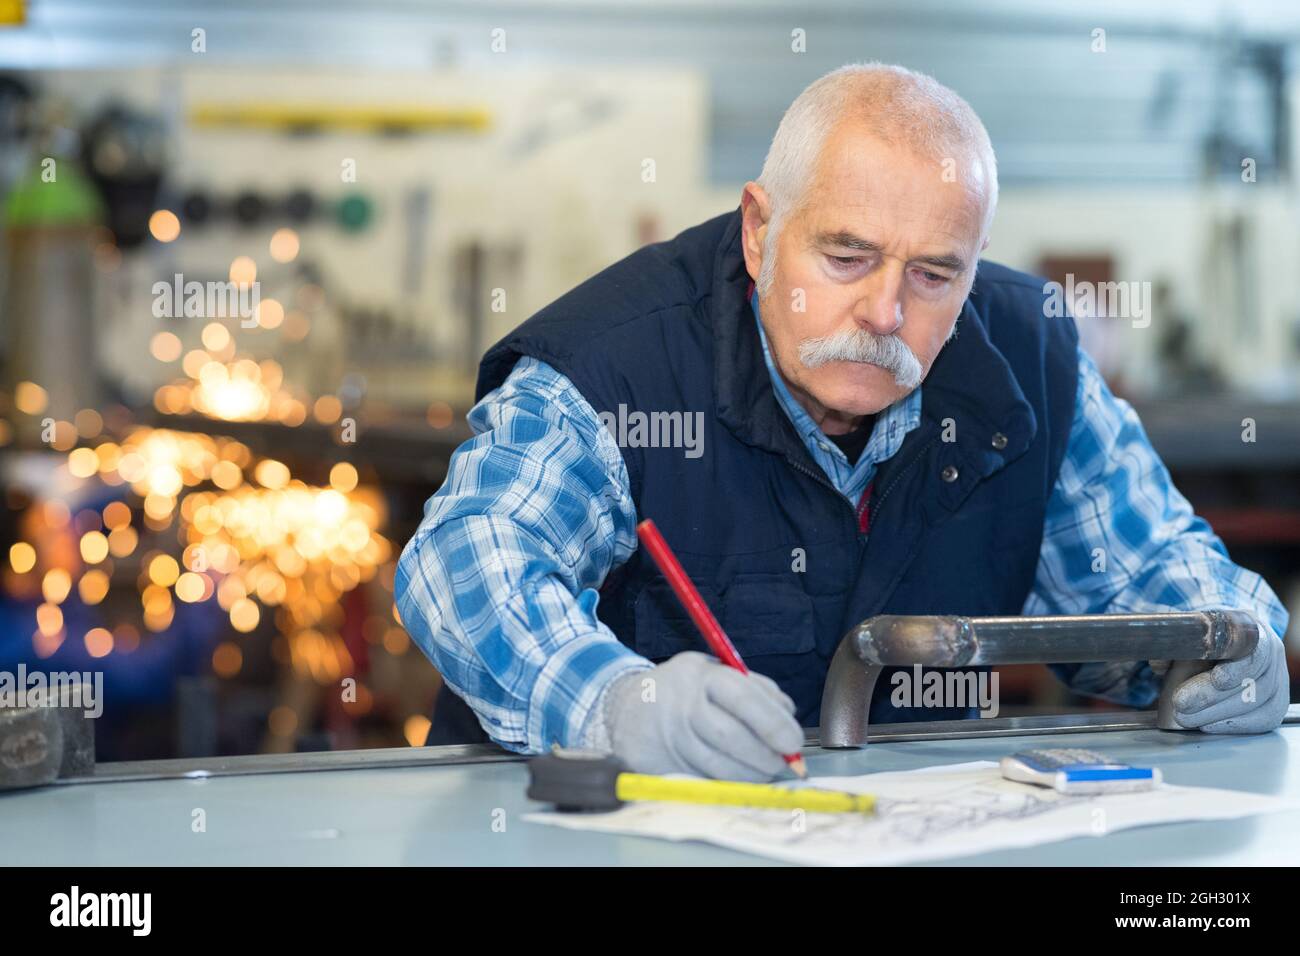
[740,182,773,284]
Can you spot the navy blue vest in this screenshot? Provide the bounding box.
[430,208,1078,744]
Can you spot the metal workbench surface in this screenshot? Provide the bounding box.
[4,714,1299,866]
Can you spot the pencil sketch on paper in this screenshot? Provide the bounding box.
[702,769,1065,849]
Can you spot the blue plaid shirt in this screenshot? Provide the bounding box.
[397,313,1288,753]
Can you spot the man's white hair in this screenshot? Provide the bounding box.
[755,62,998,296]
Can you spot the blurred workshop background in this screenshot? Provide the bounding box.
[1,0,1298,761]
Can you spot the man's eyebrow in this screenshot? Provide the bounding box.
[913,252,968,273]
[814,231,968,274]
[814,230,881,253]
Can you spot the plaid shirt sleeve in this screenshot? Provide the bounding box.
[395,356,650,753]
[1023,345,1290,706]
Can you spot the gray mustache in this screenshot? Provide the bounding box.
[797,328,923,389]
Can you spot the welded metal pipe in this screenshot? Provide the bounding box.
[819,610,1260,748]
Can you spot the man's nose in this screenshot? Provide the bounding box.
[853,264,905,336]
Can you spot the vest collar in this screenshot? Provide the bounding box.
[709,207,1037,495]
[711,208,795,457]
[923,291,1038,508]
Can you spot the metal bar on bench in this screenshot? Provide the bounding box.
[820,610,1261,749]
[58,742,519,785]
[52,713,1167,784]
[56,704,1300,785]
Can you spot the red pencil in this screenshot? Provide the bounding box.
[636,518,808,778]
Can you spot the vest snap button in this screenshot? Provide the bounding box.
[941,465,959,482]
[991,432,1008,450]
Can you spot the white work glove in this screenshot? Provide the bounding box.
[598,651,804,781]
[1152,632,1290,734]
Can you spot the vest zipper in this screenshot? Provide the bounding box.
[868,433,942,529]
[785,458,858,523]
[786,430,941,533]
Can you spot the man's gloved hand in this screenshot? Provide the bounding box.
[601,651,805,781]
[1157,632,1290,734]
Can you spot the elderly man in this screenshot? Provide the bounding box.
[396,63,1290,780]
